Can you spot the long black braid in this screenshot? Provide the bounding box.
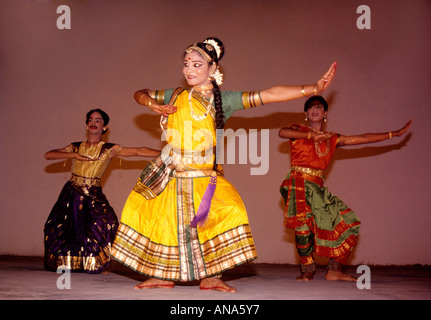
[211,78,224,172]
[186,37,225,173]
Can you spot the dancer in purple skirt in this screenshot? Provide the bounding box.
[44,109,159,273]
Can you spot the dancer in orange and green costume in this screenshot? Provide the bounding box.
[279,95,412,281]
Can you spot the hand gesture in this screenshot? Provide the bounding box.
[313,131,336,142]
[149,103,177,117]
[316,62,337,93]
[75,153,97,161]
[392,119,413,137]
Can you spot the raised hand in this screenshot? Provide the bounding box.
[316,62,337,93]
[392,119,413,137]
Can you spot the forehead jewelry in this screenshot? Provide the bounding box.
[186,46,212,62]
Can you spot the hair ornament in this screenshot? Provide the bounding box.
[211,66,224,86]
[203,39,222,60]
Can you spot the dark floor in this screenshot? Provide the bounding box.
[1,256,430,301]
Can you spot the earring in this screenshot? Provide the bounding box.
[305,116,308,121]
[324,117,327,123]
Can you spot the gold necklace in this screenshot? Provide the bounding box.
[314,140,330,157]
[193,84,213,95]
[308,127,330,158]
[189,88,214,121]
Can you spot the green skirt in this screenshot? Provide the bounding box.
[280,170,360,259]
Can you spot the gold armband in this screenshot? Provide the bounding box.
[148,89,166,105]
[242,91,263,109]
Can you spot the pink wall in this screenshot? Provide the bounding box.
[1,0,430,265]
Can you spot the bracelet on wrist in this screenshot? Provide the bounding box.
[301,84,319,97]
[301,85,306,97]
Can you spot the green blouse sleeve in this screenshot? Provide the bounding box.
[220,91,244,121]
[163,89,175,105]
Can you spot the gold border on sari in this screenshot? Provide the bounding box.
[176,177,207,281]
[44,245,112,273]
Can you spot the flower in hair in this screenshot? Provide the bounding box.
[211,66,223,86]
[203,39,221,60]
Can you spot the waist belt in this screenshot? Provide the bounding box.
[291,166,323,177]
[290,166,324,187]
[70,174,101,187]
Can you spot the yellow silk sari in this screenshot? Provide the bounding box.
[111,89,257,281]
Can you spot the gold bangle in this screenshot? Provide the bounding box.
[301,85,306,97]
[388,131,392,139]
[118,145,123,166]
[148,98,152,108]
[313,84,318,96]
[307,131,312,139]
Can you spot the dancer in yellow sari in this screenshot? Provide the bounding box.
[111,37,337,292]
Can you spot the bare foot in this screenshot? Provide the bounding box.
[101,264,112,274]
[325,270,356,282]
[296,272,314,281]
[200,277,237,293]
[134,278,175,289]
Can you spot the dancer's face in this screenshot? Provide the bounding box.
[86,112,107,135]
[183,50,213,87]
[305,101,327,123]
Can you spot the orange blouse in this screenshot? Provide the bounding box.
[289,124,339,171]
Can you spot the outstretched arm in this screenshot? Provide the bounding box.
[135,62,337,114]
[279,125,335,142]
[337,119,412,146]
[45,145,94,161]
[260,62,337,104]
[110,145,160,159]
